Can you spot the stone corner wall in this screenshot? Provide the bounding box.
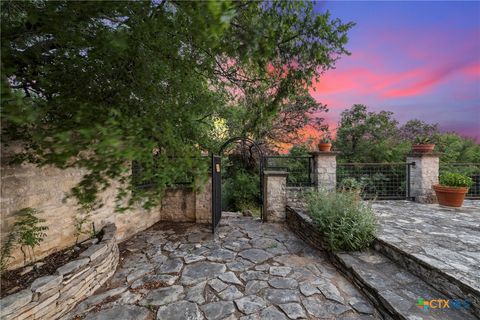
[0,223,119,320]
[286,206,326,251]
[286,186,313,207]
[1,152,212,268]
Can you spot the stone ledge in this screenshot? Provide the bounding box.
[309,151,340,156]
[0,223,119,320]
[285,206,478,319]
[263,170,288,176]
[407,152,442,157]
[374,237,480,316]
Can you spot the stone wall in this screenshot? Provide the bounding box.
[1,147,211,269]
[286,206,326,251]
[263,171,287,222]
[407,153,439,203]
[286,186,313,207]
[310,152,338,192]
[0,223,119,320]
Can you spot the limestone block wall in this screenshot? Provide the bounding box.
[263,171,287,222]
[0,223,119,320]
[286,206,326,251]
[310,152,338,192]
[286,186,313,207]
[1,146,211,269]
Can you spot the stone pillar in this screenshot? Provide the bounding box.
[195,174,212,223]
[263,171,288,222]
[407,153,440,203]
[310,152,339,192]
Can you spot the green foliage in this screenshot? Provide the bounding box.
[436,133,480,163]
[338,177,363,192]
[335,104,409,163]
[305,190,377,251]
[0,229,17,274]
[14,208,49,265]
[222,169,260,212]
[288,144,311,156]
[336,106,479,164]
[0,208,49,271]
[413,136,432,144]
[1,1,353,210]
[399,119,439,142]
[73,213,92,244]
[439,172,473,188]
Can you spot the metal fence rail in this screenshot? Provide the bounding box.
[264,156,314,187]
[439,163,480,199]
[336,163,413,200]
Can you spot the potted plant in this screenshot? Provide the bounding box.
[433,172,473,207]
[318,135,332,152]
[412,136,435,153]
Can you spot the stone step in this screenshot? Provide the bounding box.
[373,237,480,316]
[333,249,478,320]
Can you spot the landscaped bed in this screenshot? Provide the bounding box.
[0,223,119,320]
[1,236,100,298]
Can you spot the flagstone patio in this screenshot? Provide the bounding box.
[67,213,380,320]
[372,200,480,315]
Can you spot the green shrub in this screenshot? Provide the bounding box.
[222,169,260,212]
[0,208,49,273]
[14,208,49,265]
[338,177,364,192]
[439,172,473,188]
[305,190,376,251]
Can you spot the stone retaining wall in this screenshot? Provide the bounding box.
[286,187,313,207]
[1,145,211,269]
[285,206,326,251]
[0,223,119,320]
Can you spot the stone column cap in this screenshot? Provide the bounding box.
[263,170,288,176]
[407,152,443,157]
[309,151,341,156]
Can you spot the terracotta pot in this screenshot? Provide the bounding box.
[412,144,435,153]
[318,143,332,152]
[432,184,469,207]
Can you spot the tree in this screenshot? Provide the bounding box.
[399,119,440,142]
[436,133,480,163]
[336,105,479,163]
[1,1,353,210]
[335,104,409,162]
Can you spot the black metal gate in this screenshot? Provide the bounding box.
[211,137,265,233]
[211,155,222,233]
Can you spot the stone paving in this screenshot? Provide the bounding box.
[372,200,480,297]
[67,213,380,319]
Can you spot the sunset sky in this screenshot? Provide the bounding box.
[310,1,480,141]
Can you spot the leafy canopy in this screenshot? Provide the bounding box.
[335,104,479,163]
[1,1,353,210]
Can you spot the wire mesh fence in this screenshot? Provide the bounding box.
[336,163,412,199]
[439,163,480,199]
[264,156,314,187]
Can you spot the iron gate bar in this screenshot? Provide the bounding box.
[211,155,222,233]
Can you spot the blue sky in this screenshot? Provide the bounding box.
[309,1,480,140]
